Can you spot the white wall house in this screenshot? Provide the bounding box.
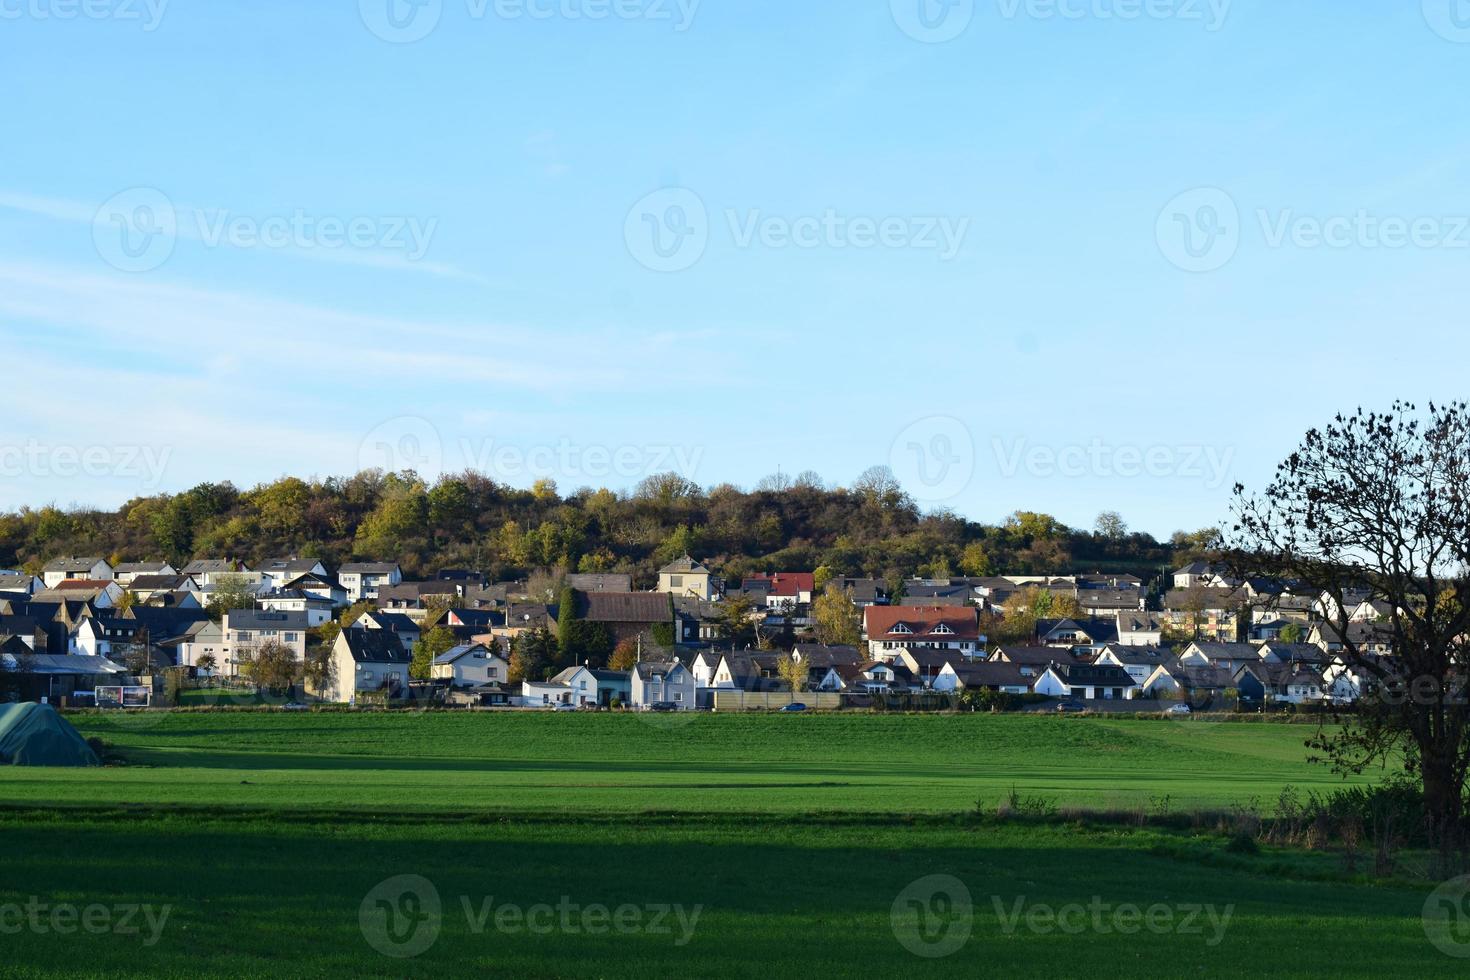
[324,629,410,704]
[338,563,403,603]
[259,591,335,627]
[41,557,113,589]
[432,643,509,687]
[631,661,696,709]
[222,609,309,677]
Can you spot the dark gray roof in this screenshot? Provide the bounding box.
[225,609,309,632]
[340,629,409,663]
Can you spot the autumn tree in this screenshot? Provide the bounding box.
[812,584,862,647]
[240,640,299,695]
[609,638,639,672]
[775,653,809,693]
[411,625,457,681]
[1228,402,1470,874]
[1095,511,1128,540]
[206,574,257,621]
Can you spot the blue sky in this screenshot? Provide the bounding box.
[1,0,1467,537]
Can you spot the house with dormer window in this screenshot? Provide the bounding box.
[862,606,982,662]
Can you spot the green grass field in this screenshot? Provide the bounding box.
[0,711,1450,977]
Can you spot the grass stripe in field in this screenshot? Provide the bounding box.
[0,711,1375,816]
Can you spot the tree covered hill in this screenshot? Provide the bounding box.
[0,467,1213,588]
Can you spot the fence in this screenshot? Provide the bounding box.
[710,690,844,712]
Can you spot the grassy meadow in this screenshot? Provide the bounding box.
[0,711,1448,977]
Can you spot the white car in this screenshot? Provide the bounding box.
[1167,703,1192,716]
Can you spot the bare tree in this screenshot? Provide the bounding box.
[1227,402,1470,874]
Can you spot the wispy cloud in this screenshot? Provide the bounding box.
[0,188,487,283]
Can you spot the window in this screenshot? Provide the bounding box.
[669,575,683,587]
[932,624,954,635]
[674,692,683,702]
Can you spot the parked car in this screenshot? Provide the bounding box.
[1056,701,1087,714]
[1167,703,1192,716]
[553,703,579,712]
[648,702,679,713]
[781,703,808,712]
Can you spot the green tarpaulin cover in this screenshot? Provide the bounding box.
[0,702,99,766]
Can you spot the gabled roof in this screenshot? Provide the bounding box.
[634,660,689,681]
[127,574,193,591]
[791,644,862,668]
[53,580,114,592]
[566,573,633,593]
[864,605,980,641]
[582,592,672,624]
[182,559,243,574]
[114,561,172,574]
[659,555,709,575]
[1036,618,1118,644]
[744,572,815,597]
[1044,661,1137,688]
[41,556,108,573]
[261,558,325,575]
[339,629,410,663]
[224,609,309,632]
[339,562,401,574]
[943,661,1029,689]
[1117,611,1162,634]
[434,643,498,666]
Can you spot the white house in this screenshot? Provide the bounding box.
[113,561,177,586]
[177,620,225,672]
[338,563,403,604]
[631,660,696,709]
[522,679,574,707]
[323,629,410,704]
[432,643,509,688]
[182,559,252,587]
[1115,611,1163,647]
[550,666,631,708]
[1094,644,1172,686]
[222,609,309,677]
[259,590,335,627]
[41,556,113,589]
[1034,661,1137,700]
[258,558,329,591]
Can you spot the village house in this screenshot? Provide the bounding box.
[863,605,983,661]
[1034,661,1137,700]
[656,555,714,600]
[222,609,309,676]
[337,562,403,603]
[41,556,113,589]
[323,629,410,704]
[551,665,631,708]
[112,561,177,587]
[631,660,696,709]
[431,643,509,688]
[258,558,329,591]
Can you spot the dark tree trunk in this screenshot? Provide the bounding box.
[1420,741,1467,876]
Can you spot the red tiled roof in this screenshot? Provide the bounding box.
[864,605,980,641]
[746,572,815,597]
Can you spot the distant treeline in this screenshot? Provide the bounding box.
[0,467,1215,588]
